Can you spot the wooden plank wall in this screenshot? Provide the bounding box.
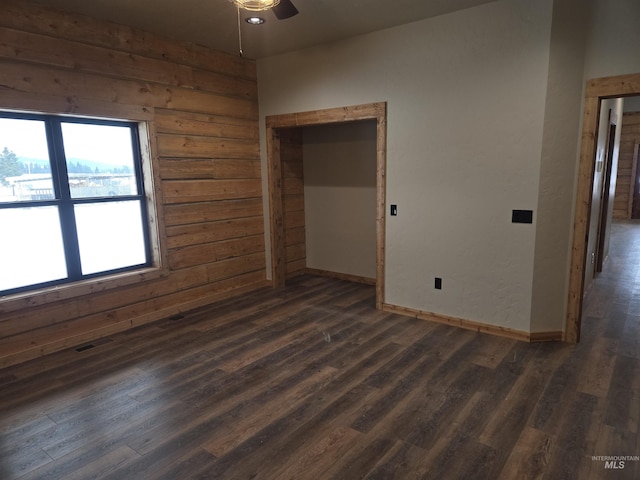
[0,0,267,367]
[280,128,307,278]
[613,112,640,219]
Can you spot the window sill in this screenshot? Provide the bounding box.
[0,266,169,312]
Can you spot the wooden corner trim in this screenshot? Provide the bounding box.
[265,102,386,128]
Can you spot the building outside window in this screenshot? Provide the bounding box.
[0,112,151,295]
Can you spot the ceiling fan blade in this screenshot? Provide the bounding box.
[272,0,298,19]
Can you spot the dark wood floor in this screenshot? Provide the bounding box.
[1,222,639,479]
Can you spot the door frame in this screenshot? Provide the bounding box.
[631,142,640,218]
[566,72,640,342]
[266,102,387,309]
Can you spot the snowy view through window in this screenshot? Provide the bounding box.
[0,117,147,293]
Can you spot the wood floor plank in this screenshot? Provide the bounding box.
[114,313,397,470]
[319,434,397,480]
[28,445,141,480]
[617,314,640,360]
[42,395,141,461]
[151,448,218,480]
[363,439,428,479]
[0,415,57,453]
[1,221,640,479]
[0,444,52,480]
[543,392,600,480]
[402,363,492,451]
[467,334,517,369]
[576,335,617,398]
[604,355,640,432]
[352,331,480,437]
[496,426,554,480]
[202,365,340,457]
[270,426,362,480]
[204,345,400,479]
[479,343,568,450]
[422,436,498,480]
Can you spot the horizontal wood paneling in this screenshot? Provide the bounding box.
[1,271,268,369]
[170,236,266,269]
[167,217,265,248]
[285,226,306,246]
[0,28,257,100]
[280,129,307,279]
[286,259,307,276]
[613,112,640,219]
[286,243,307,262]
[162,179,262,204]
[164,198,263,226]
[4,264,214,339]
[154,110,259,139]
[283,194,305,213]
[284,210,306,230]
[0,0,256,79]
[0,0,266,368]
[283,177,304,195]
[157,135,259,159]
[0,61,258,119]
[160,159,261,180]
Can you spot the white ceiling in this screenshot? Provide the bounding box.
[29,0,497,59]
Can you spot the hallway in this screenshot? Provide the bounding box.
[583,220,640,340]
[576,220,640,478]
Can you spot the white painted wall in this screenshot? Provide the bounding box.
[584,0,640,80]
[530,0,589,333]
[258,0,554,332]
[624,96,640,113]
[302,121,377,279]
[257,0,640,335]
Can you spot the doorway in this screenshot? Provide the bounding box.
[266,102,387,309]
[566,73,640,342]
[303,121,378,284]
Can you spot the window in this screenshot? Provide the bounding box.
[0,112,151,295]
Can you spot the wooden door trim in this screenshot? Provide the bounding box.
[631,142,640,218]
[566,72,640,342]
[266,102,387,309]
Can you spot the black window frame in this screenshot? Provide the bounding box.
[0,111,152,296]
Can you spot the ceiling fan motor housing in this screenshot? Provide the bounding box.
[229,0,281,11]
